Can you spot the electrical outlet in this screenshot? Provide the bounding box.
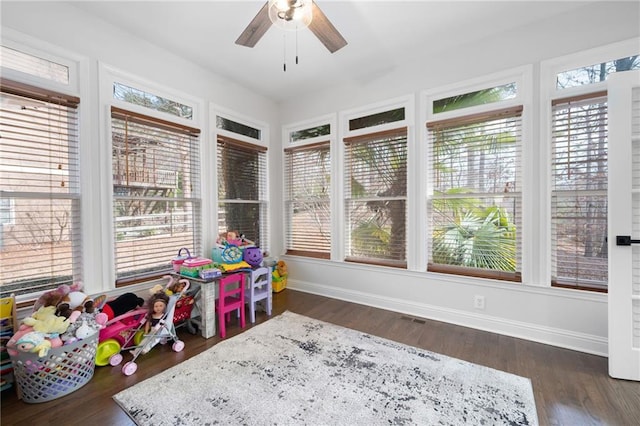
[474,295,485,310]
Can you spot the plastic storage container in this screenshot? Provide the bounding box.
[9,332,98,403]
[179,257,213,278]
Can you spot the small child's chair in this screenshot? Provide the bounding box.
[216,272,246,338]
[246,267,272,323]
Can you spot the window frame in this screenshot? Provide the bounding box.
[282,114,336,259]
[212,106,269,258]
[110,106,202,286]
[423,66,532,283]
[100,63,204,289]
[339,96,414,268]
[0,37,85,301]
[541,38,639,292]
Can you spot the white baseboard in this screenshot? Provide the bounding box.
[288,279,608,357]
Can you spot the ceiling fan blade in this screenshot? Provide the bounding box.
[235,2,272,48]
[308,1,347,53]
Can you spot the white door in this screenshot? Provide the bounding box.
[608,69,640,381]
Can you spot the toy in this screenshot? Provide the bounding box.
[61,311,108,343]
[272,260,288,293]
[166,278,187,296]
[145,292,170,334]
[148,284,165,295]
[33,283,95,319]
[6,324,35,356]
[276,260,288,277]
[101,293,145,321]
[243,246,263,267]
[217,230,254,247]
[22,306,70,335]
[149,276,188,296]
[15,331,52,357]
[75,321,94,339]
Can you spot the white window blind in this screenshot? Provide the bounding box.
[217,136,268,250]
[0,79,81,297]
[344,127,407,267]
[427,106,523,282]
[284,141,331,258]
[551,92,608,291]
[111,107,201,284]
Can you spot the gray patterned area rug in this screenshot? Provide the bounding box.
[113,311,538,425]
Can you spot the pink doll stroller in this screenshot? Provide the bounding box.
[95,298,147,367]
[117,278,190,376]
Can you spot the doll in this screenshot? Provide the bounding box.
[145,292,170,334]
[166,278,188,296]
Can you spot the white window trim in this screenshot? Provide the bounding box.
[0,31,91,301]
[540,38,640,99]
[339,94,415,267]
[540,38,639,291]
[422,65,534,284]
[281,114,337,259]
[98,63,205,291]
[1,28,81,95]
[209,104,270,257]
[283,113,336,147]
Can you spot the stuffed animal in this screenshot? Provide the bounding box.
[276,260,288,277]
[74,321,94,340]
[33,283,95,319]
[6,324,35,356]
[100,293,145,321]
[60,311,108,343]
[22,306,70,336]
[15,331,52,357]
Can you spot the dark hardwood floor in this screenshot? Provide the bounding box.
[2,289,639,425]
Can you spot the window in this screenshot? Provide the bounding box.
[556,56,639,89]
[0,197,15,226]
[216,116,261,140]
[216,136,267,249]
[550,93,608,291]
[290,124,330,143]
[427,104,523,282]
[433,82,516,114]
[546,43,638,292]
[113,82,193,120]
[0,79,81,297]
[348,107,405,131]
[284,141,331,258]
[111,107,201,284]
[344,126,407,267]
[0,45,69,85]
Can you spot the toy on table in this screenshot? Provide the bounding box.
[217,230,253,247]
[243,246,264,267]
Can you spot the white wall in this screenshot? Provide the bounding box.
[3,1,639,356]
[276,1,640,357]
[1,1,281,295]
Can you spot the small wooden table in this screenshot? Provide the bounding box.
[173,270,249,339]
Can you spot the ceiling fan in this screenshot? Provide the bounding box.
[235,0,347,54]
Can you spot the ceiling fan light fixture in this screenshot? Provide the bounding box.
[268,0,313,31]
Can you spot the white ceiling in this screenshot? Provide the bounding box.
[68,0,597,103]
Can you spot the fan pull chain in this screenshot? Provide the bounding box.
[296,26,299,65]
[283,33,287,72]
